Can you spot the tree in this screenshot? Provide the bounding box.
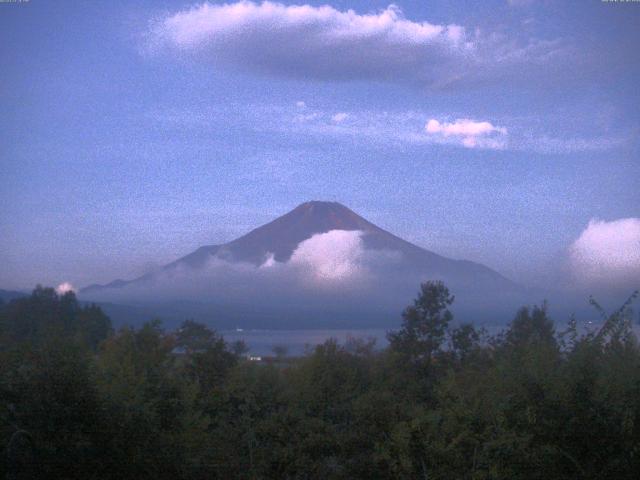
[175,319,215,354]
[450,323,480,362]
[77,304,112,351]
[230,339,249,357]
[272,344,289,360]
[94,320,208,480]
[0,286,111,351]
[173,320,238,398]
[505,303,556,350]
[2,338,105,479]
[387,280,455,367]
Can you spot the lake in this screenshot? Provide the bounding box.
[220,320,633,356]
[220,328,390,356]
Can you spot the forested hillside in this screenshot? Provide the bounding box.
[1,284,639,479]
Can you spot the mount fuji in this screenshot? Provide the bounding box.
[80,201,524,328]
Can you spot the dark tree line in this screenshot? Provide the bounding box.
[1,282,639,479]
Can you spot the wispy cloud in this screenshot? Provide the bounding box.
[145,1,569,89]
[331,112,349,124]
[515,134,629,154]
[142,103,630,154]
[278,106,627,153]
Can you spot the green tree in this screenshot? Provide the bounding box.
[0,286,111,351]
[94,320,209,480]
[1,338,105,479]
[175,319,215,354]
[387,280,454,367]
[504,303,556,350]
[174,320,238,399]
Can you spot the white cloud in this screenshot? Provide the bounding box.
[296,101,306,108]
[331,112,349,123]
[261,252,276,268]
[56,282,76,295]
[425,118,507,149]
[425,118,506,137]
[146,2,565,88]
[569,218,640,286]
[289,230,365,283]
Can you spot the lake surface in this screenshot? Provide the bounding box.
[220,321,635,356]
[220,329,390,356]
[221,325,507,356]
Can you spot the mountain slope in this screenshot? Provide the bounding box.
[0,289,28,303]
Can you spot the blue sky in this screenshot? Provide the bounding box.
[1,0,638,291]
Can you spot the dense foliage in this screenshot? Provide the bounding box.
[1,283,639,479]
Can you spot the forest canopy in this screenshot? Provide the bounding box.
[1,283,639,479]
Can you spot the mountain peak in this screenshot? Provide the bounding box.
[291,200,361,220]
[294,200,348,210]
[284,200,371,228]
[221,200,375,264]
